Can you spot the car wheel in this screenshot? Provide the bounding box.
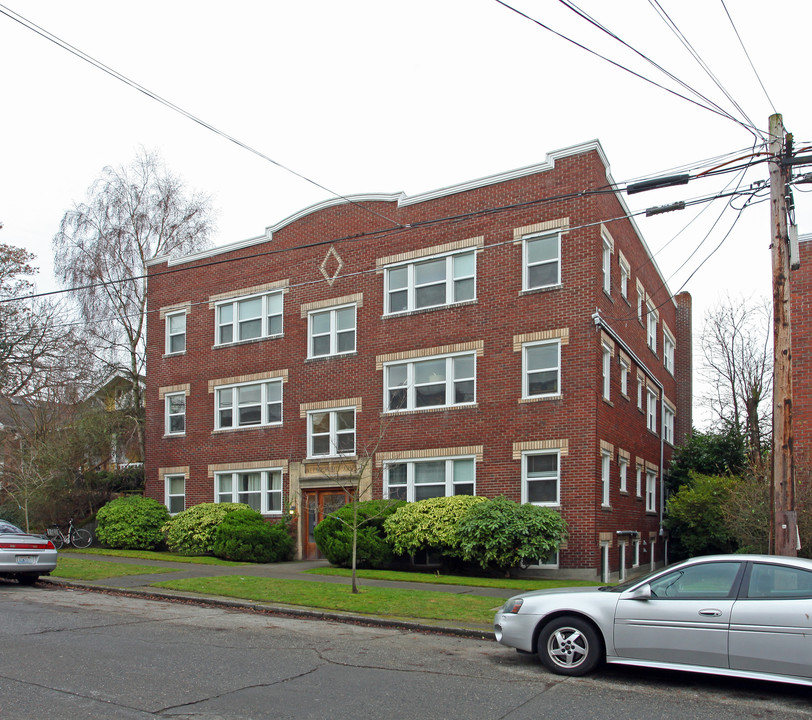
[16,574,40,586]
[537,616,603,676]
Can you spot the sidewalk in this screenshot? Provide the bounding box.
[42,552,502,639]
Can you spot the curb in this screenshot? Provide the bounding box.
[40,577,496,641]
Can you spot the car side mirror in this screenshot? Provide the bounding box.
[629,584,652,600]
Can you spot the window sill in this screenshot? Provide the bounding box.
[212,423,282,434]
[163,351,186,359]
[213,335,283,350]
[519,394,562,404]
[520,283,563,297]
[602,288,613,301]
[305,351,358,363]
[382,299,477,319]
[620,392,630,401]
[384,403,477,416]
[163,433,186,439]
[602,397,613,407]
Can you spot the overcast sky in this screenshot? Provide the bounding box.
[1,1,810,427]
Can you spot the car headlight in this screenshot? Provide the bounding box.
[502,597,524,614]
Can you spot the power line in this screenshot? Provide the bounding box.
[0,4,405,232]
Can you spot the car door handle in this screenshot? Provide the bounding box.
[699,609,722,617]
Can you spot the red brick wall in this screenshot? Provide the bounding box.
[791,236,812,480]
[145,145,685,576]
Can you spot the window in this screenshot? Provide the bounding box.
[647,389,658,432]
[523,232,560,291]
[619,457,628,493]
[637,376,643,409]
[165,474,185,514]
[601,450,611,506]
[522,451,560,506]
[650,561,742,599]
[165,392,186,435]
[385,352,475,412]
[385,457,475,502]
[215,379,282,430]
[166,311,186,354]
[385,251,475,314]
[646,470,657,512]
[308,304,356,358]
[308,408,355,457]
[637,284,645,323]
[602,344,611,400]
[602,234,611,294]
[636,465,643,497]
[216,291,283,345]
[646,301,658,352]
[619,256,630,299]
[746,562,812,598]
[619,357,629,396]
[523,340,560,398]
[663,404,675,444]
[663,331,675,374]
[215,468,283,514]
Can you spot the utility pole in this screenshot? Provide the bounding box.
[769,112,797,556]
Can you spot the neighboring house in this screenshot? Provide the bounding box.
[83,371,145,471]
[790,233,812,482]
[144,140,692,580]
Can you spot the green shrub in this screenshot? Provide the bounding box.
[95,495,170,550]
[162,502,252,555]
[384,495,487,558]
[314,499,405,568]
[211,509,293,563]
[457,496,568,574]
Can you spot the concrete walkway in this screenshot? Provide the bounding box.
[42,552,507,638]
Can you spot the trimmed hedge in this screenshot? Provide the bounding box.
[95,496,170,550]
[314,499,405,568]
[212,509,293,563]
[162,502,252,555]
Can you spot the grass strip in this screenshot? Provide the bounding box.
[152,575,505,624]
[51,557,182,581]
[304,567,603,591]
[60,548,246,566]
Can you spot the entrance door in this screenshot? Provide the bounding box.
[303,489,349,559]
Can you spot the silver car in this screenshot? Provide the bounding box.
[0,520,58,585]
[494,554,812,687]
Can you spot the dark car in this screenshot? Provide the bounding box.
[0,520,58,585]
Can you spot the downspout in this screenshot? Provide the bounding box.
[591,311,666,546]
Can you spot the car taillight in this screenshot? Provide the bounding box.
[0,541,55,550]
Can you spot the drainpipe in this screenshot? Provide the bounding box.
[592,311,666,546]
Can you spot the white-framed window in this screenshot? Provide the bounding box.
[523,339,560,398]
[601,450,611,507]
[602,234,612,294]
[165,392,186,435]
[385,352,475,412]
[165,311,186,354]
[385,250,475,314]
[637,376,643,409]
[646,301,658,352]
[601,344,611,400]
[646,470,657,512]
[663,330,675,374]
[619,357,629,397]
[522,450,560,506]
[384,456,475,502]
[647,389,658,433]
[527,550,560,569]
[663,404,675,444]
[637,285,645,323]
[619,256,630,299]
[215,468,283,514]
[165,474,185,514]
[215,379,282,430]
[216,291,283,346]
[523,231,561,291]
[308,304,356,358]
[619,457,628,493]
[307,407,355,457]
[636,465,643,497]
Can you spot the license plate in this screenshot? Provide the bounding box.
[16,555,36,565]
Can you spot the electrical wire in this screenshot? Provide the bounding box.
[0,4,405,232]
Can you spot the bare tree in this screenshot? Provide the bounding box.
[0,244,75,398]
[699,295,772,467]
[53,150,214,457]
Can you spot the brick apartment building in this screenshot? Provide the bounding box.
[791,233,812,482]
[144,140,692,580]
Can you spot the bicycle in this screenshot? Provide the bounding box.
[46,519,93,549]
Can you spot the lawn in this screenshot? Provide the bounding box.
[152,575,505,625]
[60,548,246,566]
[51,557,183,581]
[305,567,604,591]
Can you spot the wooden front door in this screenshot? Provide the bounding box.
[303,489,349,559]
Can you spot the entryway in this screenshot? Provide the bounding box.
[302,488,350,559]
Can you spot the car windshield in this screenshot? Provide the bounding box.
[602,566,664,593]
[0,521,24,534]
